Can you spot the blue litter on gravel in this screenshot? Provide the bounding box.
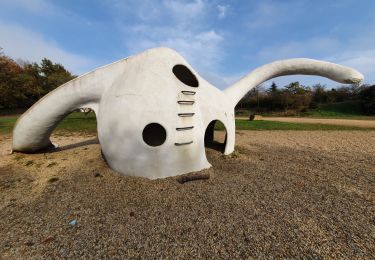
[69,219,77,226]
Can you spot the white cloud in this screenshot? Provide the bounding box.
[239,1,375,87]
[217,4,229,19]
[126,29,223,71]
[110,0,205,23]
[246,1,306,30]
[0,23,96,74]
[246,2,284,29]
[252,20,375,86]
[256,37,340,62]
[0,0,55,14]
[163,0,205,21]
[260,46,375,87]
[333,50,375,84]
[196,30,222,42]
[116,0,226,79]
[99,0,234,88]
[123,0,163,21]
[203,70,245,89]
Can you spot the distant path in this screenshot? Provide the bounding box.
[258,117,375,128]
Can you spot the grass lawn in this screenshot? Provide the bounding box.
[1,112,373,135]
[55,112,97,133]
[0,117,17,134]
[0,112,97,134]
[237,101,375,120]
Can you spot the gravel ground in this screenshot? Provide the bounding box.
[0,131,374,259]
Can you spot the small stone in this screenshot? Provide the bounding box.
[48,177,59,183]
[94,173,103,178]
[42,236,54,244]
[69,219,78,226]
[24,240,34,246]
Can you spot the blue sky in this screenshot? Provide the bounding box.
[0,0,374,89]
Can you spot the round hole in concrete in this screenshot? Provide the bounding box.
[172,64,199,87]
[142,123,167,147]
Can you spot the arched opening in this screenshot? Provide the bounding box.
[204,120,227,153]
[24,108,100,153]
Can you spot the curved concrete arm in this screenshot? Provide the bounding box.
[224,58,364,106]
[12,72,103,152]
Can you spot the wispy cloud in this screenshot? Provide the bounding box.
[111,0,226,79]
[245,1,304,30]
[124,28,224,75]
[204,70,245,89]
[333,50,375,84]
[255,32,375,85]
[217,4,229,19]
[163,0,205,22]
[0,23,96,74]
[1,0,373,89]
[256,37,341,62]
[0,0,55,14]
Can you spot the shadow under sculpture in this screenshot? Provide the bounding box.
[12,48,364,179]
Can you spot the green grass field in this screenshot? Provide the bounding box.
[1,112,373,135]
[0,112,97,134]
[237,101,375,120]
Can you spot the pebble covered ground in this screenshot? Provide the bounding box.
[0,131,374,258]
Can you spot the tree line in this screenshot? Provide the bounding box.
[237,81,375,115]
[0,49,74,110]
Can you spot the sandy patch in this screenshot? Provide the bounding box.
[261,117,375,128]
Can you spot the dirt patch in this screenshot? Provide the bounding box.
[0,131,374,258]
[261,117,375,128]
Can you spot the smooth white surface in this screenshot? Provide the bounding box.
[12,48,364,179]
[225,58,364,105]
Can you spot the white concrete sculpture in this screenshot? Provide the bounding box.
[12,48,363,179]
